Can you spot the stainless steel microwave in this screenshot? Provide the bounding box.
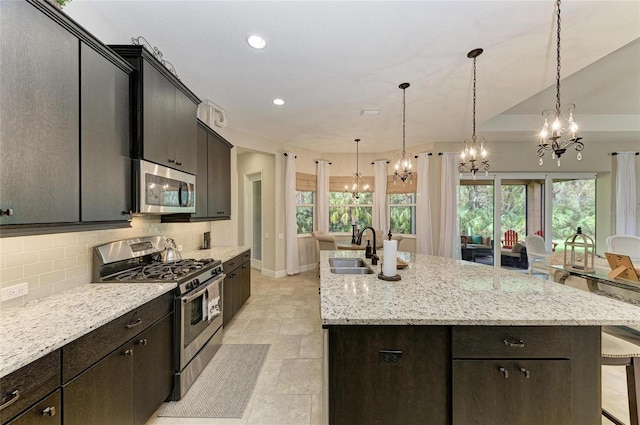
[136,160,195,214]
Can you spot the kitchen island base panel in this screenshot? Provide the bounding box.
[327,325,449,425]
[325,325,601,425]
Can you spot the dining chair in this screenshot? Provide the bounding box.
[524,234,552,275]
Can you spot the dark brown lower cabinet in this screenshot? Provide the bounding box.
[63,314,173,425]
[452,359,571,425]
[328,326,450,425]
[5,390,61,425]
[222,250,251,326]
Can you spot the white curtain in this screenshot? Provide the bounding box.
[416,153,434,254]
[284,153,300,275]
[316,160,330,233]
[373,160,388,234]
[438,153,460,259]
[615,152,637,235]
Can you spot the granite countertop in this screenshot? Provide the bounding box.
[320,250,640,326]
[0,246,250,379]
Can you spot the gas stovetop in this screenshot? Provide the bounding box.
[103,258,218,282]
[93,236,224,295]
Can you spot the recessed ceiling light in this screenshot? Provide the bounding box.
[247,35,266,49]
[273,98,285,106]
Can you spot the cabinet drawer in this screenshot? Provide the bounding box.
[62,292,173,382]
[223,254,243,272]
[0,351,60,423]
[242,250,251,263]
[5,390,61,425]
[452,326,573,359]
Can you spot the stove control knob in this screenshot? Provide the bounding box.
[192,278,200,288]
[185,282,193,291]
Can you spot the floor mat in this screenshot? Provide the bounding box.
[159,344,270,418]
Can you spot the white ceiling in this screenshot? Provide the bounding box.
[65,0,640,153]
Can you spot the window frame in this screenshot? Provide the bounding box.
[388,192,417,235]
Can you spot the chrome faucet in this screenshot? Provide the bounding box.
[359,227,379,265]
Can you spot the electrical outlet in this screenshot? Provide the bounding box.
[378,349,402,366]
[1,282,28,301]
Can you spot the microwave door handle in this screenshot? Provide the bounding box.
[182,274,226,304]
[178,182,188,207]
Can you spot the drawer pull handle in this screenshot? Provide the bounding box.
[503,338,525,348]
[125,318,142,329]
[124,349,134,357]
[42,406,56,417]
[137,338,148,346]
[499,367,509,378]
[1,208,14,217]
[520,368,530,378]
[0,390,19,411]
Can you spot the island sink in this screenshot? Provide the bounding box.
[329,257,375,274]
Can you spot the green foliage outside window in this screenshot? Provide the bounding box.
[296,191,314,234]
[459,185,494,236]
[500,185,526,235]
[552,180,595,250]
[389,193,416,234]
[329,192,372,232]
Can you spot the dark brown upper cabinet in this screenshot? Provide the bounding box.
[109,45,200,176]
[0,0,134,235]
[162,120,232,222]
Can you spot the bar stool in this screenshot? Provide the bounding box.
[602,329,640,425]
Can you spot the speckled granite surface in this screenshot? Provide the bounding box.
[320,250,640,326]
[0,246,249,378]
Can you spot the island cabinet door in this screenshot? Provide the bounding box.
[328,326,449,425]
[452,359,572,425]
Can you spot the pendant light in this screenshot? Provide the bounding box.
[459,48,489,179]
[393,83,413,185]
[345,138,370,200]
[537,0,583,167]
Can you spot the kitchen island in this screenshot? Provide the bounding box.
[320,250,640,425]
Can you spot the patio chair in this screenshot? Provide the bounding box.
[606,235,640,263]
[502,230,518,250]
[534,230,557,252]
[525,234,553,275]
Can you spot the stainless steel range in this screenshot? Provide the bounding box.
[93,236,225,400]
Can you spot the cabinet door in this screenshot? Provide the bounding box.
[452,360,572,425]
[133,314,173,425]
[142,61,175,167]
[230,269,244,318]
[0,1,79,225]
[6,390,61,425]
[193,124,209,218]
[80,43,131,222]
[241,253,251,304]
[223,274,234,326]
[63,344,134,425]
[174,89,198,174]
[207,132,232,219]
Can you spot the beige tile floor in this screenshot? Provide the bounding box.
[147,269,632,425]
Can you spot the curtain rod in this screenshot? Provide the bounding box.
[283,153,297,158]
[371,160,390,164]
[315,160,332,164]
[414,153,433,158]
[610,152,639,156]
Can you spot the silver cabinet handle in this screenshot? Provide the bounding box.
[0,390,19,411]
[520,368,530,378]
[503,337,525,348]
[124,349,134,357]
[42,406,56,417]
[125,318,142,329]
[1,209,13,217]
[499,367,509,378]
[137,338,148,346]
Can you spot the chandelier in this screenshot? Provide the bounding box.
[537,0,583,167]
[345,138,370,200]
[459,48,489,179]
[393,82,413,185]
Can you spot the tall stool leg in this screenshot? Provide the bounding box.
[628,357,639,425]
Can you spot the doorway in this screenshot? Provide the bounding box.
[245,172,262,270]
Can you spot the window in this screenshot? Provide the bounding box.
[295,191,314,234]
[552,178,595,251]
[459,183,494,236]
[389,193,416,234]
[329,192,372,232]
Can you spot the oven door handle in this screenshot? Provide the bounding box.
[182,274,226,304]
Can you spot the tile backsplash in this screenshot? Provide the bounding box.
[0,216,212,310]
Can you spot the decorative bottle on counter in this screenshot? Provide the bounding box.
[365,240,372,258]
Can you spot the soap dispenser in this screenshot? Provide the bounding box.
[365,240,372,258]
